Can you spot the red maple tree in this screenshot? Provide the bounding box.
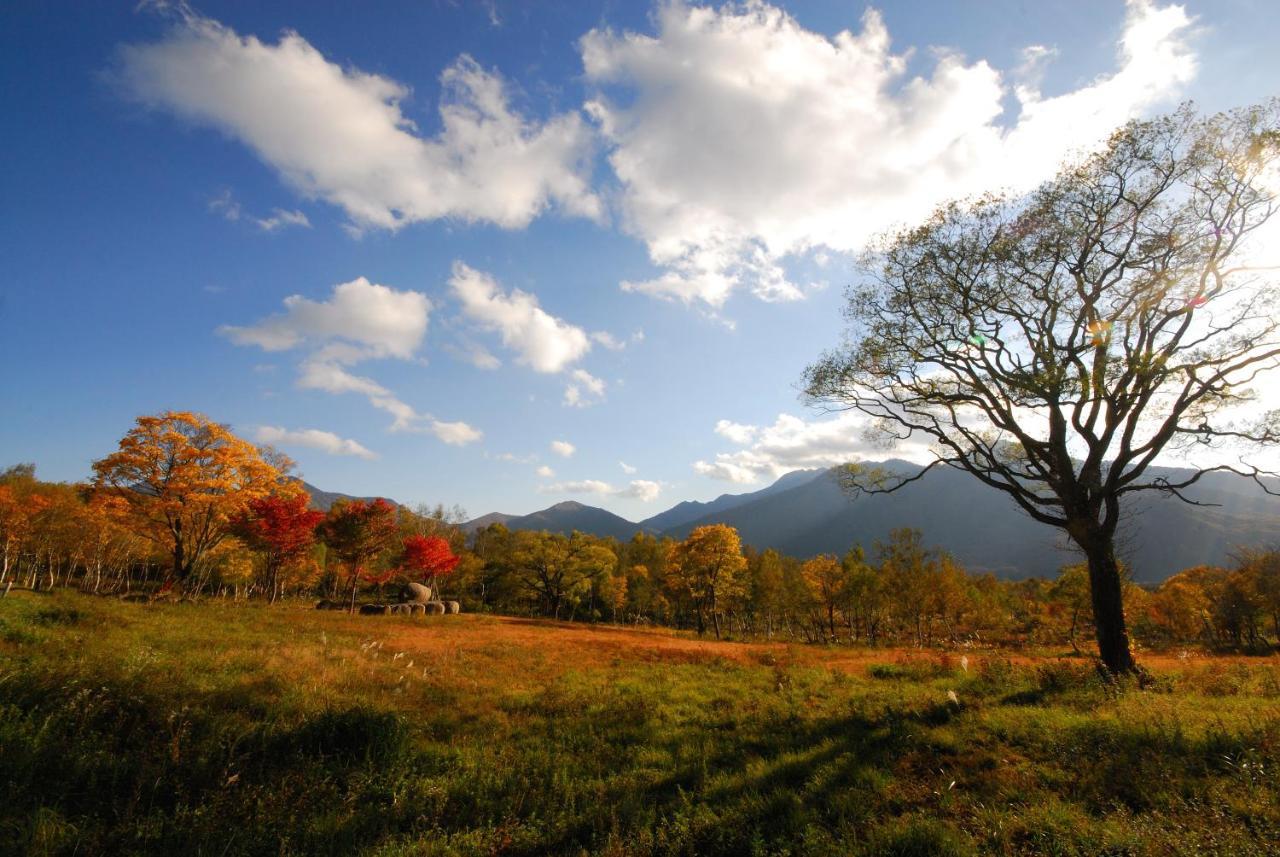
[230,492,325,602]
[400,534,460,592]
[316,498,399,612]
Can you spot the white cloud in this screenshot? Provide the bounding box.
[694,412,934,484]
[450,262,591,373]
[563,368,607,407]
[590,331,624,350]
[582,0,1196,307]
[255,208,311,232]
[536,465,555,478]
[619,479,661,502]
[209,189,242,222]
[118,9,600,231]
[430,419,484,446]
[222,278,480,444]
[219,277,429,358]
[538,478,662,502]
[254,425,377,459]
[445,337,502,370]
[209,190,310,232]
[550,440,576,458]
[619,461,637,475]
[714,419,758,445]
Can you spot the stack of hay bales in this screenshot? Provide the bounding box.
[347,582,463,617]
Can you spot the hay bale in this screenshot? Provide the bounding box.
[407,603,426,615]
[446,600,461,614]
[425,601,446,615]
[359,604,390,616]
[402,582,433,604]
[389,603,410,615]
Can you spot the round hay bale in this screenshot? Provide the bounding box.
[407,603,426,615]
[425,601,446,615]
[402,582,433,604]
[389,603,410,615]
[446,600,461,614]
[359,604,390,616]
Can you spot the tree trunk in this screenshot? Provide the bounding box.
[1081,537,1136,674]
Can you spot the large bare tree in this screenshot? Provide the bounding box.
[804,102,1280,673]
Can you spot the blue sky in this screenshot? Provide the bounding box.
[1,0,1277,520]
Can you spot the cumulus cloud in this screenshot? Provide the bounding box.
[550,440,576,458]
[563,369,607,407]
[714,419,758,445]
[619,461,637,475]
[539,478,662,502]
[536,465,555,478]
[450,262,592,373]
[222,278,480,443]
[220,277,429,357]
[430,419,484,446]
[254,425,376,459]
[694,412,934,484]
[581,0,1196,307]
[117,9,600,231]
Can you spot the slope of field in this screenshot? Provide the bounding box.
[2,593,1278,856]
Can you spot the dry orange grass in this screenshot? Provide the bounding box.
[314,609,1280,687]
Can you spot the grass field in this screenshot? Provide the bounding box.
[2,592,1279,856]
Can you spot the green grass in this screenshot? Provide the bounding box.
[1,591,1278,856]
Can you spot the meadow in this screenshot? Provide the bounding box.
[2,591,1279,856]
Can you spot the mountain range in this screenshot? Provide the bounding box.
[449,462,1280,582]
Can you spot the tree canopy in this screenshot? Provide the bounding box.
[804,102,1280,673]
[91,411,285,585]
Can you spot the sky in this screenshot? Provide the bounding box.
[1,0,1277,520]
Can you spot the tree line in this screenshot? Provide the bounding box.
[3,411,1277,654]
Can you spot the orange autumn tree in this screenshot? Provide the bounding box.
[92,411,283,586]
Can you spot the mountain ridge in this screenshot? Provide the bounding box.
[457,462,1280,582]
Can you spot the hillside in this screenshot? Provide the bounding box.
[638,468,824,532]
[300,481,398,512]
[493,500,652,541]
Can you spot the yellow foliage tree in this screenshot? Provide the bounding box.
[801,554,843,641]
[92,411,283,584]
[668,524,748,639]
